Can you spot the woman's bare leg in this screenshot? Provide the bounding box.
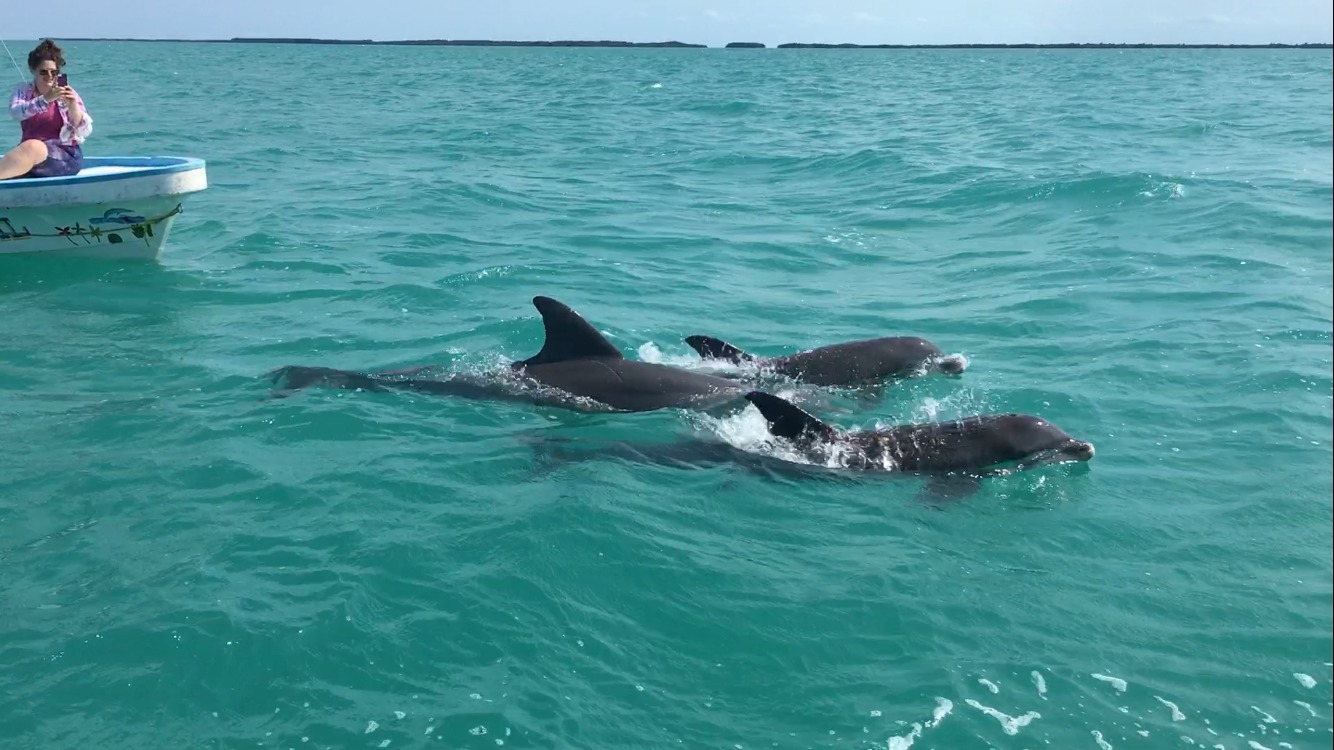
[0,139,50,180]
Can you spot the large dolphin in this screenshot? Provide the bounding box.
[267,296,748,413]
[742,390,1094,498]
[684,333,966,387]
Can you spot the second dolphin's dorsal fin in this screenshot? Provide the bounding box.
[516,296,624,368]
[744,391,838,443]
[685,335,754,364]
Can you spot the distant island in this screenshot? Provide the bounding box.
[63,37,707,48]
[59,37,1333,50]
[774,42,1332,49]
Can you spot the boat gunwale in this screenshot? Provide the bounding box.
[0,155,207,192]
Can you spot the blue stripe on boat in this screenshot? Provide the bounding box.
[0,156,206,191]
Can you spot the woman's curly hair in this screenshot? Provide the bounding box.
[28,38,66,70]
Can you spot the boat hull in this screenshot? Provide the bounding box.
[0,156,207,261]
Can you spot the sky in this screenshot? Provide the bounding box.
[4,0,1331,48]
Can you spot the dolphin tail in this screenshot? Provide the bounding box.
[744,391,838,443]
[685,335,754,364]
[265,365,390,393]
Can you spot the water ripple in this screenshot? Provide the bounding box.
[0,43,1330,750]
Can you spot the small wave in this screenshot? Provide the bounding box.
[1154,696,1186,721]
[885,167,1200,214]
[1136,181,1186,199]
[1092,673,1129,693]
[1032,671,1048,699]
[685,100,763,117]
[965,698,1041,735]
[886,697,953,750]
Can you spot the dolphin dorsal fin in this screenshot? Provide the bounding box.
[685,335,753,364]
[745,391,837,443]
[517,296,624,367]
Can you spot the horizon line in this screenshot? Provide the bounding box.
[35,36,1334,50]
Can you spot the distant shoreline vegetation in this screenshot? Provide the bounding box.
[55,37,1334,50]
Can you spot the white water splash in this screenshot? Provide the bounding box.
[636,341,733,371]
[365,720,379,734]
[890,725,929,747]
[1031,671,1047,699]
[1138,181,1186,199]
[943,352,969,373]
[930,699,953,727]
[1294,673,1317,689]
[906,389,989,424]
[693,387,911,471]
[916,396,944,421]
[1293,700,1315,717]
[965,699,1040,735]
[696,390,802,448]
[885,698,952,750]
[978,678,1000,694]
[1092,673,1128,693]
[1093,729,1114,749]
[1154,697,1186,721]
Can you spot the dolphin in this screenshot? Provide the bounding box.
[742,390,1094,498]
[263,364,606,409]
[267,296,748,413]
[684,333,967,387]
[521,430,860,483]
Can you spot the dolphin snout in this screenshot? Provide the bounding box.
[1063,439,1095,461]
[935,354,968,376]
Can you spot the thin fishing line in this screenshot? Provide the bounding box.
[2,37,28,80]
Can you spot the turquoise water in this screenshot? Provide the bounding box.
[2,41,1331,748]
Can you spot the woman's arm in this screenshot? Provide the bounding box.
[61,87,84,129]
[59,86,93,142]
[8,83,53,121]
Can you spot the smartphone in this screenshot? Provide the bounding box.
[56,73,67,87]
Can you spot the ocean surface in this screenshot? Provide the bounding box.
[1,41,1331,749]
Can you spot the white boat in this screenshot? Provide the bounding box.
[0,155,207,260]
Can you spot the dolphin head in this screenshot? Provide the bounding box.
[999,415,1095,468]
[932,353,968,376]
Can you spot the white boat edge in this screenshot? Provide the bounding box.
[0,155,208,261]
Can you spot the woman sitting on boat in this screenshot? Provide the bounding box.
[0,38,93,180]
